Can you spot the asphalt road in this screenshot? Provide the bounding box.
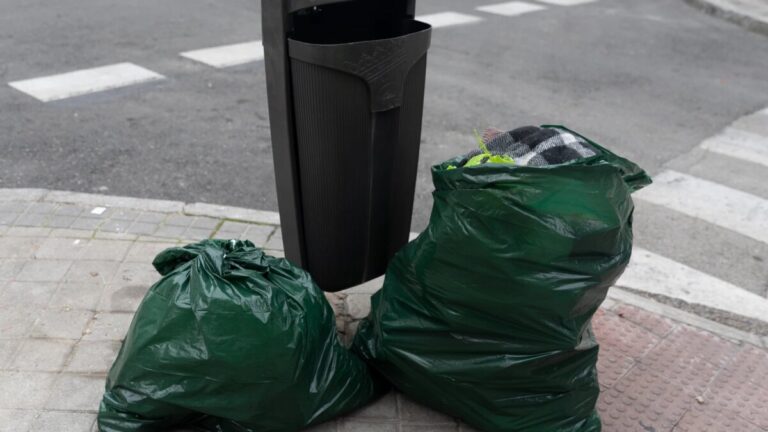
[1,0,768,312]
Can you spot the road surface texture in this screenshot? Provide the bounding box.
[1,0,767,326]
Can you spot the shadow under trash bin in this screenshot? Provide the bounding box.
[263,0,431,292]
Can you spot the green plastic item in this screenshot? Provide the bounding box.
[353,126,651,432]
[98,240,385,432]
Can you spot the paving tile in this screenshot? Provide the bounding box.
[0,202,29,213]
[339,421,398,432]
[125,221,160,236]
[26,202,58,214]
[28,411,96,432]
[55,204,85,217]
[0,237,44,259]
[63,260,119,284]
[704,350,768,429]
[153,224,187,238]
[0,281,58,307]
[109,209,140,221]
[98,219,132,234]
[0,260,25,280]
[14,212,51,227]
[66,341,122,373]
[16,259,72,282]
[48,214,78,228]
[9,339,76,372]
[124,241,177,263]
[592,311,659,359]
[264,228,283,250]
[399,394,456,424]
[185,227,214,241]
[165,214,196,227]
[135,212,167,224]
[244,225,275,246]
[346,294,372,320]
[217,221,250,237]
[31,309,94,339]
[49,282,103,311]
[0,408,39,432]
[5,226,52,237]
[50,228,93,239]
[83,312,133,341]
[601,353,714,432]
[0,212,20,225]
[0,339,22,369]
[34,237,89,259]
[70,217,104,231]
[0,371,58,408]
[0,307,40,338]
[111,262,159,287]
[79,239,132,261]
[596,343,635,389]
[351,392,398,420]
[191,217,219,230]
[46,373,105,411]
[675,405,764,432]
[94,231,139,241]
[99,284,150,312]
[662,325,738,368]
[614,304,677,337]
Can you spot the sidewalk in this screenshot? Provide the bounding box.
[0,189,767,432]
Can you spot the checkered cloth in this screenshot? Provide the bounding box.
[462,126,598,167]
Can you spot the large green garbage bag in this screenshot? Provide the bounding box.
[353,126,651,432]
[98,239,384,432]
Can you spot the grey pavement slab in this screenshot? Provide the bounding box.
[0,194,766,431]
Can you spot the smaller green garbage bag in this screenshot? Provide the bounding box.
[98,239,384,432]
[353,126,652,432]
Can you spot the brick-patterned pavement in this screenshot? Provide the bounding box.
[0,190,767,431]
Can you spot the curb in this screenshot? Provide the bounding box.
[1,188,765,348]
[0,188,281,226]
[608,287,767,349]
[684,0,768,37]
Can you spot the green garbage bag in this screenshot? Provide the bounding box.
[98,239,384,432]
[353,126,651,432]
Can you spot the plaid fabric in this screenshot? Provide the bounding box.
[462,126,598,167]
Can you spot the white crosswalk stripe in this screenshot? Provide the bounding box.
[618,248,768,323]
[7,63,164,102]
[477,1,547,16]
[700,127,768,169]
[635,170,768,245]
[417,12,483,28]
[180,41,264,68]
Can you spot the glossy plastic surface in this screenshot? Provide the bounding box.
[98,240,385,431]
[286,18,431,291]
[353,127,652,432]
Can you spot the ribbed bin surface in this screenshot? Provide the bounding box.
[288,21,430,291]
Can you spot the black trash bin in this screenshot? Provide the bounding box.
[262,0,431,292]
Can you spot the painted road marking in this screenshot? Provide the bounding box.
[416,12,483,28]
[180,41,264,68]
[8,63,164,102]
[700,127,768,169]
[477,1,547,16]
[635,171,768,244]
[618,247,768,323]
[536,0,597,5]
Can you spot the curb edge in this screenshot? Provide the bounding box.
[684,0,768,37]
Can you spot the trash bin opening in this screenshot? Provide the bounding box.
[290,18,429,45]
